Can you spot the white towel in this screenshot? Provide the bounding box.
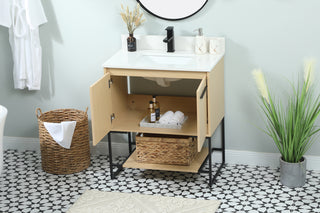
[159,111,174,124]
[159,111,185,125]
[44,121,76,149]
[0,0,47,90]
[169,111,185,125]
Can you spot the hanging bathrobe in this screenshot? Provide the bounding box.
[0,0,47,90]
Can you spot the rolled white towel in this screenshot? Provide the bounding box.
[175,111,185,124]
[159,111,174,124]
[169,111,185,125]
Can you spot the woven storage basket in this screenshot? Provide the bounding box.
[36,108,90,174]
[136,133,197,166]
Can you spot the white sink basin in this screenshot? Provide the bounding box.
[138,52,195,86]
[140,53,193,66]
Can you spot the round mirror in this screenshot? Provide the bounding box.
[137,0,208,21]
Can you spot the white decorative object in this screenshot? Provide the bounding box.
[209,38,224,55]
[194,28,207,55]
[0,105,8,175]
[195,36,207,54]
[67,190,221,213]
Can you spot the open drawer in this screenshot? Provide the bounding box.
[90,72,208,152]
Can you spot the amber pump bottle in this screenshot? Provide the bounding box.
[148,101,156,123]
[152,95,160,121]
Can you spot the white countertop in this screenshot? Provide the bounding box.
[103,50,224,72]
[103,35,225,72]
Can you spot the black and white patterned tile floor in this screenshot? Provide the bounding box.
[1,149,320,213]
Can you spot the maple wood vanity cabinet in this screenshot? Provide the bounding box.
[89,54,224,174]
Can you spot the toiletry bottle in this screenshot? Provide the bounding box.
[194,28,207,55]
[148,101,156,123]
[152,95,160,121]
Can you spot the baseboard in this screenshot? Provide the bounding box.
[3,136,320,171]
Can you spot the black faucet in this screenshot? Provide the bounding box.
[163,26,175,52]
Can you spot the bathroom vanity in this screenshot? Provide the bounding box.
[90,35,225,186]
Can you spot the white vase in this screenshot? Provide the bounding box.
[0,105,8,175]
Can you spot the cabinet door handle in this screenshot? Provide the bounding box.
[200,86,207,99]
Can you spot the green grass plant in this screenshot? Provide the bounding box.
[253,61,320,163]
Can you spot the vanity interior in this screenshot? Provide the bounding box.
[90,35,225,186]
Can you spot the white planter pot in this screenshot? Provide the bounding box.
[280,157,306,188]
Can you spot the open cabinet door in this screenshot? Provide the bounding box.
[196,77,207,152]
[90,73,112,146]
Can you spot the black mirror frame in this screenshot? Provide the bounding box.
[137,0,208,21]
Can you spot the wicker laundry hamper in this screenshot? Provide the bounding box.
[36,108,90,174]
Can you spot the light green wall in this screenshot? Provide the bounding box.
[1,0,320,155]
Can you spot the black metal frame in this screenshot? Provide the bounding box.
[137,0,208,21]
[198,118,225,186]
[107,118,225,186]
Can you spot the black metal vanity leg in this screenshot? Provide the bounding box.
[222,118,225,164]
[128,132,132,154]
[108,132,114,179]
[208,137,213,187]
[198,118,226,187]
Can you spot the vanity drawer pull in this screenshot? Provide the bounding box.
[200,85,207,99]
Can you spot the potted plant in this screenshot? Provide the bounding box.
[120,4,146,52]
[252,60,320,187]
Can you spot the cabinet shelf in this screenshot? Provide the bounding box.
[123,148,208,173]
[111,109,197,136]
